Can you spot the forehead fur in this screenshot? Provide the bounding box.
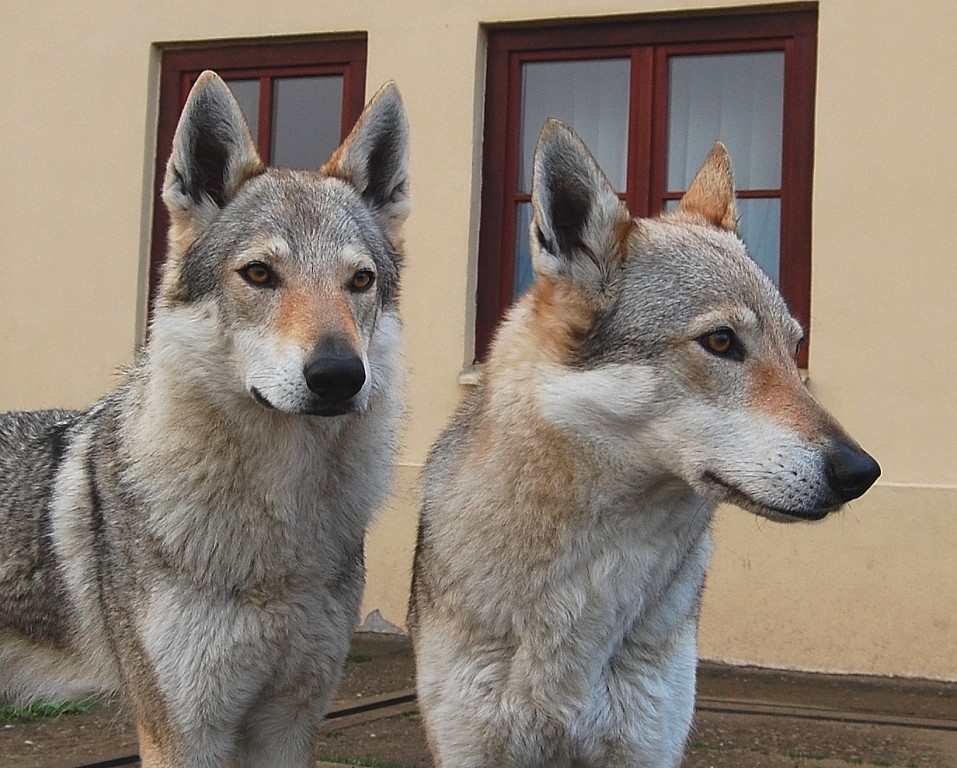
[578,215,796,365]
[170,169,402,306]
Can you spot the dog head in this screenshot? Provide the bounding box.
[157,71,409,417]
[517,120,879,521]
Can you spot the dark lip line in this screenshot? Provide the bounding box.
[250,387,276,410]
[249,387,355,418]
[702,471,835,521]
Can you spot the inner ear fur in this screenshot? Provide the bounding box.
[530,119,630,308]
[162,71,264,237]
[673,141,738,232]
[322,82,411,241]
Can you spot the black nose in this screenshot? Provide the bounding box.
[303,354,366,403]
[826,443,881,503]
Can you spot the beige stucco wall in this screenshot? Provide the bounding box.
[2,0,954,679]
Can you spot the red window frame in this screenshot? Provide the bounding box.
[477,9,817,366]
[148,37,368,314]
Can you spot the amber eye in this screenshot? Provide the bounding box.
[238,262,277,288]
[698,328,743,360]
[350,269,376,292]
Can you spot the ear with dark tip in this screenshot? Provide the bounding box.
[322,82,411,241]
[530,119,630,302]
[674,141,738,232]
[162,70,264,241]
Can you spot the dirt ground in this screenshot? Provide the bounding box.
[1,632,954,768]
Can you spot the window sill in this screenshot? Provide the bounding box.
[458,364,485,387]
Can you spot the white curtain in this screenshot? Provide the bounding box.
[667,52,784,191]
[667,52,785,283]
[519,59,630,193]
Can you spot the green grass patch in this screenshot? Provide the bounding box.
[0,700,94,725]
[345,650,374,664]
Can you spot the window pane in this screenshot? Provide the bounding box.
[664,197,780,284]
[736,197,781,285]
[667,52,784,191]
[271,76,343,169]
[513,202,535,297]
[225,79,260,145]
[519,59,630,193]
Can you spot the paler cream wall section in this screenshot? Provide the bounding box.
[1,0,954,678]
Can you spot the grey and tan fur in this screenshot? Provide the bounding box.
[0,71,410,768]
[408,121,880,768]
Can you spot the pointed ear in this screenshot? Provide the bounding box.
[162,71,264,247]
[530,120,630,304]
[674,142,737,232]
[322,82,410,241]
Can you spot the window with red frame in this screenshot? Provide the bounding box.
[476,9,816,366]
[148,37,368,313]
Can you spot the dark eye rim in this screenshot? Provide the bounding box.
[350,269,376,292]
[237,261,278,289]
[794,337,806,360]
[697,327,745,361]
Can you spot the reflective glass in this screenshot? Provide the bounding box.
[667,52,784,191]
[513,202,535,297]
[519,59,630,192]
[736,197,781,285]
[225,79,260,145]
[271,76,344,169]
